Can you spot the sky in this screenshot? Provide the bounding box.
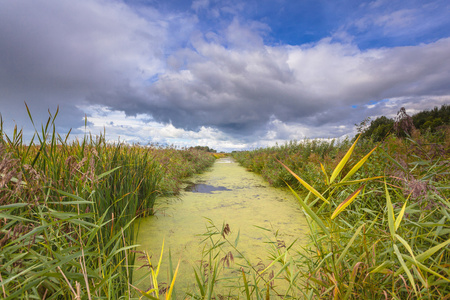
[0,0,449,152]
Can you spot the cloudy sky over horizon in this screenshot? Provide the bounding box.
[1,0,449,151]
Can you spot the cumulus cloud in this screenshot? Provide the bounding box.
[0,0,449,151]
[137,32,450,139]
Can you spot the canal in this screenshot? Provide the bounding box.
[136,157,309,296]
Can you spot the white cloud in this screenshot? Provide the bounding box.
[1,0,449,151]
[192,0,209,12]
[144,29,450,139]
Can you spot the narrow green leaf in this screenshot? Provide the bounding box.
[341,145,377,183]
[193,268,205,297]
[235,229,240,247]
[335,223,365,266]
[380,148,408,174]
[393,244,417,295]
[331,185,365,219]
[56,189,92,204]
[330,134,360,184]
[395,238,450,275]
[242,269,251,300]
[278,159,329,204]
[370,261,393,274]
[0,203,29,210]
[286,185,330,236]
[97,166,122,180]
[401,254,450,283]
[385,181,396,239]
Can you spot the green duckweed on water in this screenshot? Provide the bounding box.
[135,157,309,295]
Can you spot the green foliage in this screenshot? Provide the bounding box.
[0,107,214,298]
[355,105,450,142]
[233,130,450,299]
[413,104,450,132]
[358,116,394,141]
[191,146,217,153]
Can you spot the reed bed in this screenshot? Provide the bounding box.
[1,106,448,299]
[0,108,215,299]
[230,129,450,299]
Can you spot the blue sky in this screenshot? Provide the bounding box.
[0,0,449,151]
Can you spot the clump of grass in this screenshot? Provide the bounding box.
[186,219,305,299]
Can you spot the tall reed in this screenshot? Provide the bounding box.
[233,133,450,299]
[0,107,215,298]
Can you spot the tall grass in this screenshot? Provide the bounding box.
[2,106,448,298]
[0,108,215,298]
[232,131,450,299]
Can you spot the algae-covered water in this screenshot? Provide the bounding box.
[135,157,309,294]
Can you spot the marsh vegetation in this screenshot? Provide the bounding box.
[1,105,449,299]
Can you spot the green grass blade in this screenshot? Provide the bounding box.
[393,244,418,295]
[235,229,240,247]
[341,145,377,183]
[385,181,396,239]
[331,185,364,220]
[329,134,360,184]
[278,159,329,204]
[335,223,365,266]
[286,185,330,236]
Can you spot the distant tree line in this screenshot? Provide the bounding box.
[356,104,449,141]
[191,145,217,153]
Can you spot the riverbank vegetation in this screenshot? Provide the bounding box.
[232,107,450,299]
[1,104,448,299]
[0,108,215,298]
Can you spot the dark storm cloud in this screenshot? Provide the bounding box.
[0,0,167,134]
[135,32,450,137]
[1,0,449,148]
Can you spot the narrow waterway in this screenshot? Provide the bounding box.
[136,157,309,295]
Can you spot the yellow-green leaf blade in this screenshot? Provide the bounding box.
[393,244,417,295]
[278,159,329,204]
[395,200,408,231]
[331,185,365,220]
[286,185,330,237]
[320,163,329,185]
[165,260,180,300]
[333,176,384,187]
[341,145,377,183]
[394,238,450,276]
[385,181,396,239]
[329,134,360,184]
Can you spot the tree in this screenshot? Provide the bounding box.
[357,116,394,141]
